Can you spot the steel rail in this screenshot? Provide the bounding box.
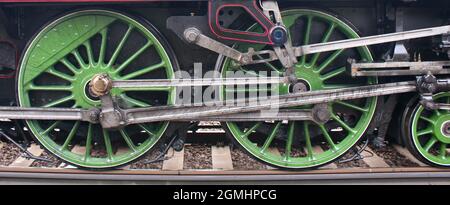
[0,167,449,185]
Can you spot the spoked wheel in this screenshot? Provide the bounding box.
[217,9,377,169]
[406,93,450,167]
[17,10,177,169]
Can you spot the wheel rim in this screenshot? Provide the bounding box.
[220,9,377,169]
[17,10,175,168]
[411,93,450,166]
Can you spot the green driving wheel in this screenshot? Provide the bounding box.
[408,93,450,167]
[17,10,176,169]
[219,9,377,169]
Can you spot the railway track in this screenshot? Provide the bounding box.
[1,129,450,185]
[0,164,449,185]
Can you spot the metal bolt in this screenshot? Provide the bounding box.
[184,28,200,43]
[89,73,113,97]
[240,55,251,64]
[312,104,331,123]
[442,122,450,136]
[90,113,97,121]
[292,83,308,93]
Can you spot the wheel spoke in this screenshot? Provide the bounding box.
[419,116,435,125]
[318,124,337,151]
[84,123,93,161]
[138,124,155,136]
[257,54,281,74]
[284,122,295,161]
[301,16,313,64]
[261,122,281,153]
[331,114,356,134]
[26,84,72,91]
[119,129,137,152]
[121,94,150,108]
[424,137,438,152]
[115,41,153,74]
[61,121,80,151]
[316,49,345,73]
[417,128,433,136]
[46,67,75,82]
[310,23,335,66]
[108,25,134,67]
[120,61,165,80]
[304,122,314,159]
[72,50,87,68]
[103,129,114,160]
[40,121,61,135]
[237,67,263,77]
[320,67,346,81]
[42,95,74,108]
[241,122,262,139]
[282,14,302,28]
[439,143,447,158]
[60,58,80,74]
[98,27,108,65]
[335,100,368,112]
[434,110,442,117]
[83,41,95,66]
